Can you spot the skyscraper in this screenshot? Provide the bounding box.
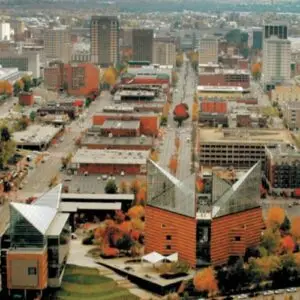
[153,38,176,66]
[44,27,71,63]
[264,22,288,40]
[198,36,219,65]
[132,29,153,62]
[90,16,119,67]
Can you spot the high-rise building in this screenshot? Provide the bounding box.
[0,23,10,41]
[198,36,219,65]
[90,16,119,67]
[262,36,291,84]
[252,27,263,50]
[132,29,153,62]
[264,22,288,40]
[153,39,176,66]
[44,27,72,63]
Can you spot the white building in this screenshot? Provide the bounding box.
[198,36,219,65]
[153,41,176,66]
[0,23,11,41]
[262,36,291,84]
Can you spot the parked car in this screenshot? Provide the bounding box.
[237,294,248,299]
[286,288,297,293]
[274,289,284,294]
[263,290,274,296]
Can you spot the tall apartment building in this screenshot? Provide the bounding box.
[264,22,288,40]
[0,23,10,41]
[90,16,119,67]
[199,36,219,65]
[153,39,176,66]
[252,27,263,50]
[0,52,40,78]
[44,28,71,63]
[262,36,291,84]
[132,29,153,62]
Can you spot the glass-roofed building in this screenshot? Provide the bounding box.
[0,184,70,298]
[145,160,264,268]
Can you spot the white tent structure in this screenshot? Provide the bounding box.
[141,252,179,265]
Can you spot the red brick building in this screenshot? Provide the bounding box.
[200,98,228,114]
[71,148,150,175]
[44,63,99,96]
[93,113,159,136]
[199,71,250,89]
[145,160,264,268]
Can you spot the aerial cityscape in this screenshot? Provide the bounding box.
[1,1,300,300]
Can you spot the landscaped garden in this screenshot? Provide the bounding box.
[55,265,138,300]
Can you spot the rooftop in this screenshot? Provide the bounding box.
[13,125,62,146]
[284,101,300,110]
[199,69,250,75]
[72,149,150,165]
[197,86,245,92]
[199,128,293,144]
[100,120,140,130]
[265,143,300,159]
[118,90,156,97]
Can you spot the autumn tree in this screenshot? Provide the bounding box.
[172,71,179,87]
[119,181,128,194]
[192,101,199,121]
[261,228,281,255]
[135,187,147,205]
[168,155,178,175]
[176,53,183,68]
[266,207,285,228]
[103,67,117,86]
[174,136,180,152]
[127,205,145,219]
[193,267,218,296]
[130,179,141,195]
[251,62,262,80]
[280,235,295,254]
[173,103,189,127]
[0,126,16,169]
[149,148,159,162]
[291,216,300,240]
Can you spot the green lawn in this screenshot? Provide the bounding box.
[56,265,138,300]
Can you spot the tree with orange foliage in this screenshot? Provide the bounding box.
[103,67,117,86]
[162,102,170,118]
[192,101,199,121]
[131,218,145,231]
[127,205,145,219]
[130,179,141,195]
[281,235,295,253]
[119,180,128,194]
[266,207,285,228]
[101,245,120,257]
[118,221,132,233]
[149,148,159,162]
[291,216,300,240]
[193,267,218,296]
[114,210,125,224]
[168,154,178,175]
[136,187,147,205]
[251,62,262,80]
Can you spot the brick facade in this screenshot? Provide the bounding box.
[145,206,197,267]
[78,163,144,175]
[199,73,250,89]
[210,207,264,266]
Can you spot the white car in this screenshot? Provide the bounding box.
[237,294,248,299]
[102,174,108,180]
[263,290,274,296]
[286,288,297,293]
[274,289,284,294]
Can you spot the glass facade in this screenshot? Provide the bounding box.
[10,206,45,248]
[196,220,211,267]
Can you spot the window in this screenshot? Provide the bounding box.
[234,236,241,241]
[166,235,172,240]
[28,267,37,275]
[166,245,172,250]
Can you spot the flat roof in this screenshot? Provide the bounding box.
[199,128,293,144]
[82,134,153,147]
[61,193,134,201]
[72,149,149,165]
[199,69,250,75]
[100,120,140,130]
[197,85,245,92]
[118,90,155,97]
[46,213,69,236]
[60,202,121,212]
[13,125,62,146]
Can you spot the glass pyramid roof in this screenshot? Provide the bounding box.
[34,184,62,209]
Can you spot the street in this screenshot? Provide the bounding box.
[158,55,197,180]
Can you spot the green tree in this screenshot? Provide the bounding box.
[13,81,22,95]
[261,228,281,255]
[0,127,16,168]
[105,179,118,194]
[280,216,291,232]
[29,111,36,122]
[22,76,32,93]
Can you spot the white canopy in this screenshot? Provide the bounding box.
[166,252,178,262]
[142,252,165,264]
[142,252,179,264]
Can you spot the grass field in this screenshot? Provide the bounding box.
[56,265,139,300]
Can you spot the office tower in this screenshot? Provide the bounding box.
[0,23,10,41]
[262,36,291,84]
[264,22,288,40]
[199,36,219,65]
[90,16,119,67]
[252,27,263,50]
[153,39,176,66]
[132,29,153,62]
[44,27,71,63]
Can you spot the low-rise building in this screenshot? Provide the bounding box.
[198,128,293,169]
[199,98,228,114]
[197,85,249,100]
[0,66,21,83]
[282,101,300,129]
[271,85,300,104]
[70,149,150,175]
[0,185,70,298]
